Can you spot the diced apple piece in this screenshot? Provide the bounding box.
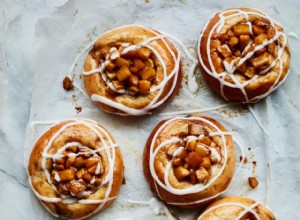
[128,86,139,95]
[67,146,78,153]
[82,173,93,183]
[116,67,131,82]
[254,33,268,45]
[112,80,125,90]
[218,45,232,58]
[70,180,87,195]
[196,167,210,182]
[233,24,250,36]
[73,157,84,169]
[134,59,145,70]
[76,168,85,179]
[185,152,202,169]
[186,139,197,151]
[66,156,76,169]
[166,144,178,158]
[137,47,152,60]
[252,25,265,36]
[239,35,251,51]
[228,36,239,47]
[174,166,190,181]
[253,19,269,27]
[236,61,247,74]
[105,61,116,72]
[195,143,210,157]
[188,123,203,136]
[58,169,75,182]
[172,158,183,167]
[250,52,271,69]
[201,157,211,169]
[116,57,130,68]
[87,164,98,174]
[190,169,197,184]
[138,80,150,94]
[266,26,276,39]
[244,67,256,79]
[85,157,99,168]
[199,137,212,146]
[140,67,156,80]
[130,66,139,75]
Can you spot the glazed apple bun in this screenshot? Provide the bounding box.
[198,8,290,103]
[83,25,182,116]
[27,119,124,219]
[143,115,235,208]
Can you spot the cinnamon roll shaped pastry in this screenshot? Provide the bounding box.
[197,196,276,220]
[27,119,124,219]
[83,25,182,116]
[198,8,290,103]
[143,115,235,208]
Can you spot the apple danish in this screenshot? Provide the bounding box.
[27,119,124,219]
[83,25,182,116]
[198,8,290,103]
[143,115,235,208]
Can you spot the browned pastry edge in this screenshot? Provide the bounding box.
[143,115,235,208]
[198,196,276,219]
[198,8,290,103]
[83,26,183,116]
[28,120,124,219]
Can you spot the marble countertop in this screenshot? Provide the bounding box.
[1,0,300,219]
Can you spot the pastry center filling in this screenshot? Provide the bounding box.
[50,144,104,198]
[212,18,282,79]
[164,123,222,185]
[90,43,158,95]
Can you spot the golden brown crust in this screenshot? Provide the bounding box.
[198,8,290,103]
[28,119,124,219]
[143,115,235,208]
[83,25,182,116]
[198,196,276,219]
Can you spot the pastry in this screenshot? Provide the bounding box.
[197,196,276,219]
[27,119,124,219]
[83,25,182,116]
[143,115,235,208]
[198,8,290,103]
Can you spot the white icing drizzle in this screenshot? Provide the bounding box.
[160,31,199,93]
[287,32,298,39]
[197,201,261,220]
[69,25,197,115]
[247,105,279,152]
[158,103,239,117]
[30,120,59,132]
[198,8,289,103]
[149,117,228,197]
[27,119,119,219]
[128,198,175,220]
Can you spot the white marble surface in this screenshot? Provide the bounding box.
[1,0,300,219]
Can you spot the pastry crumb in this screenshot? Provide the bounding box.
[75,106,82,113]
[63,76,73,91]
[248,177,259,189]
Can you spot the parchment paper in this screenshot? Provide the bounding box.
[23,0,300,219]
